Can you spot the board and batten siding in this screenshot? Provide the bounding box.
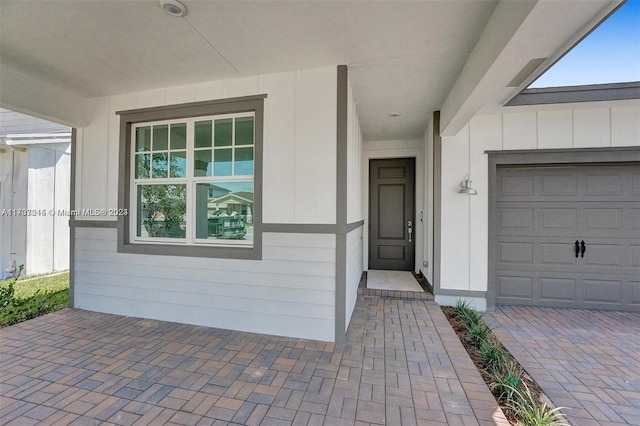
[74,66,337,224]
[439,100,640,297]
[74,228,336,341]
[72,66,345,341]
[346,78,363,224]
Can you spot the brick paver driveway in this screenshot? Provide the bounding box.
[1,293,507,425]
[486,306,640,426]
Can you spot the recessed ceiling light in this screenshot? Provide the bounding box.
[388,112,402,118]
[159,0,187,17]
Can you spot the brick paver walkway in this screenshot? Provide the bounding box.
[1,293,507,425]
[486,306,640,426]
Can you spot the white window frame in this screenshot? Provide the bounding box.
[130,113,255,247]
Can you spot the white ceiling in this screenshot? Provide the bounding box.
[0,1,618,141]
[0,0,497,140]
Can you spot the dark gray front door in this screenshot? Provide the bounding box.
[369,158,415,270]
[494,163,640,311]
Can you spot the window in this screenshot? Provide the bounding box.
[117,96,264,259]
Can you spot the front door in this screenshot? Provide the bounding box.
[369,158,415,270]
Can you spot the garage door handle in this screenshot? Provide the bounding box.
[580,240,586,258]
[575,240,580,258]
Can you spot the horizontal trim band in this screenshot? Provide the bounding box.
[116,94,268,116]
[72,220,365,234]
[261,220,365,235]
[437,289,486,298]
[72,220,118,229]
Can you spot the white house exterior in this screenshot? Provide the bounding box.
[0,0,637,342]
[0,109,71,277]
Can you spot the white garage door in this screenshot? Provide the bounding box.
[494,163,640,311]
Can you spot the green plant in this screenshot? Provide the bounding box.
[453,299,473,319]
[466,322,491,347]
[0,264,24,313]
[506,381,569,426]
[480,340,508,372]
[491,362,524,403]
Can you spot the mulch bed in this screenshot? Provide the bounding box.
[441,306,546,425]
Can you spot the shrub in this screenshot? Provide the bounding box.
[453,299,473,319]
[506,381,569,426]
[466,321,491,347]
[0,265,24,313]
[491,362,524,403]
[480,340,508,372]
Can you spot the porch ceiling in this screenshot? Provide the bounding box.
[0,0,620,140]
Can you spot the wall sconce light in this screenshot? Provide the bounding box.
[458,174,477,195]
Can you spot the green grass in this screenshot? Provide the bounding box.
[0,271,69,327]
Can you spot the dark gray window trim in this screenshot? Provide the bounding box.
[335,65,348,343]
[486,146,640,309]
[506,81,640,106]
[116,95,265,260]
[432,111,442,295]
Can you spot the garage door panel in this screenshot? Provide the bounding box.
[541,173,578,196]
[631,246,640,269]
[584,279,622,304]
[494,163,639,311]
[540,243,577,265]
[583,244,624,268]
[497,276,533,300]
[499,208,534,229]
[498,242,533,265]
[631,282,640,305]
[542,208,577,230]
[498,174,534,196]
[540,278,577,301]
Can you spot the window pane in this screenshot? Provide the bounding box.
[135,126,151,152]
[153,125,168,151]
[234,147,254,175]
[137,184,187,239]
[195,120,212,148]
[170,123,186,150]
[195,181,253,243]
[151,152,168,178]
[170,151,187,178]
[194,149,212,177]
[214,118,232,147]
[135,153,150,179]
[235,117,254,146]
[214,149,232,176]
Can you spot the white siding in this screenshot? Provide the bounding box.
[346,80,363,224]
[439,100,640,294]
[26,146,70,274]
[345,226,363,329]
[74,228,336,341]
[75,66,337,224]
[72,66,341,340]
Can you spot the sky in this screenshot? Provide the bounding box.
[530,0,640,88]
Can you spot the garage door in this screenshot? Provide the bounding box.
[494,163,640,311]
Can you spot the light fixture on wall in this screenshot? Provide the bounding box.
[458,174,477,195]
[159,0,188,17]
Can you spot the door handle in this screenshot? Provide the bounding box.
[580,240,586,258]
[408,221,413,243]
[574,240,580,258]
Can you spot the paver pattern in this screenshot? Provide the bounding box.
[1,292,506,425]
[486,306,640,426]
